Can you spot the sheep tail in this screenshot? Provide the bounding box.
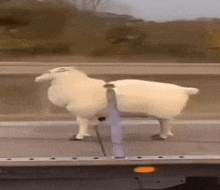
[184,87,199,95]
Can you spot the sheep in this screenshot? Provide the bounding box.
[35,67,199,141]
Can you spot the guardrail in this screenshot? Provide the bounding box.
[0,62,220,75]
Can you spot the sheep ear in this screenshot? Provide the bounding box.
[55,67,69,73]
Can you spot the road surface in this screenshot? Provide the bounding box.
[1,119,220,158]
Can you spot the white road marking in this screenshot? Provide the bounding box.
[0,119,220,128]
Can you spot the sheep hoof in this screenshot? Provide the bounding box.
[69,135,83,141]
[151,134,166,141]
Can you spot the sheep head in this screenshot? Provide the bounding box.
[35,67,76,83]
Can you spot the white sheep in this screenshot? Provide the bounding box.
[35,67,199,141]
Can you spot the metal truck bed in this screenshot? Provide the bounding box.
[1,119,220,159]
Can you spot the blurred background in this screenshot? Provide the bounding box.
[0,0,219,62]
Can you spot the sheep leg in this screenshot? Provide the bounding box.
[151,119,172,140]
[159,119,174,136]
[167,121,174,136]
[70,116,91,141]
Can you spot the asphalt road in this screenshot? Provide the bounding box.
[1,119,220,158]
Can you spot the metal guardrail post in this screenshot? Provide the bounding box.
[104,83,125,158]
